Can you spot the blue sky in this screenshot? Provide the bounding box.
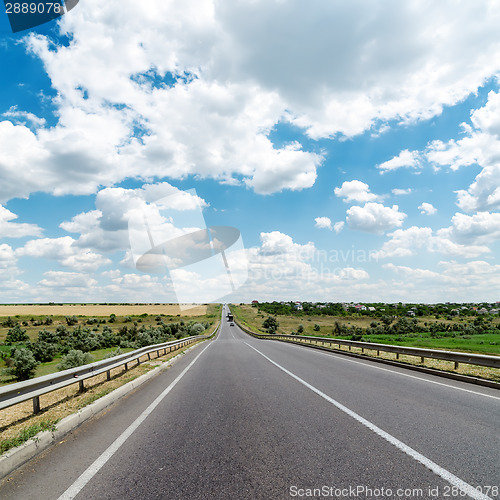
[1,1,500,304]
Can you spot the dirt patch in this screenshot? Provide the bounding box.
[0,304,207,317]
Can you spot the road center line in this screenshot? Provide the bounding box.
[244,342,493,500]
[57,341,214,500]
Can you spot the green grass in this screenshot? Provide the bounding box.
[0,305,221,385]
[0,419,59,455]
[329,332,500,355]
[232,304,500,356]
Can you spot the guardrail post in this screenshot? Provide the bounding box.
[454,362,459,369]
[421,356,424,363]
[147,353,151,360]
[125,362,128,371]
[79,380,84,393]
[106,370,111,381]
[396,353,400,360]
[33,396,40,414]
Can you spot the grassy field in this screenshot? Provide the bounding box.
[0,304,220,385]
[232,304,500,355]
[0,304,207,317]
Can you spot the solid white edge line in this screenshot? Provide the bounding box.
[244,342,493,500]
[271,336,500,401]
[57,341,214,500]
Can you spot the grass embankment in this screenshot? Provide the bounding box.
[231,304,500,383]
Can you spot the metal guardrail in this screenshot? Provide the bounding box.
[0,323,219,414]
[235,321,500,370]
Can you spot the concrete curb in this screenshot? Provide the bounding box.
[0,340,206,481]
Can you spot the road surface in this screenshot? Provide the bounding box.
[0,306,499,499]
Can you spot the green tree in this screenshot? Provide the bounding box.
[6,348,39,381]
[190,323,205,335]
[297,324,304,334]
[262,316,279,334]
[6,324,29,343]
[58,350,94,370]
[381,315,393,326]
[27,341,58,363]
[65,315,78,326]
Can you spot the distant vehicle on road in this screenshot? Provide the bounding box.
[230,322,234,326]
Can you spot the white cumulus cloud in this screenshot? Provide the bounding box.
[0,205,43,238]
[346,203,406,234]
[334,180,381,204]
[314,217,332,230]
[377,149,421,173]
[418,202,437,215]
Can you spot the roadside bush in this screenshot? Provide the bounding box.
[64,327,101,353]
[2,316,16,328]
[58,350,93,371]
[38,329,60,344]
[104,348,123,359]
[100,326,119,348]
[27,341,58,363]
[6,324,29,343]
[313,324,320,331]
[262,316,279,334]
[189,323,205,335]
[65,315,78,326]
[4,348,39,381]
[135,332,153,347]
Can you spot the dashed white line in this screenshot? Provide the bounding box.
[244,342,493,500]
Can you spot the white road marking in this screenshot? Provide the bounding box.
[257,335,500,401]
[244,342,494,500]
[57,341,213,500]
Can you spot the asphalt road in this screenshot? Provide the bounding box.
[0,306,499,500]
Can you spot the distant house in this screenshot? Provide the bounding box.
[406,311,416,317]
[354,304,366,311]
[251,300,259,305]
[294,302,303,311]
[477,308,488,315]
[368,306,376,312]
